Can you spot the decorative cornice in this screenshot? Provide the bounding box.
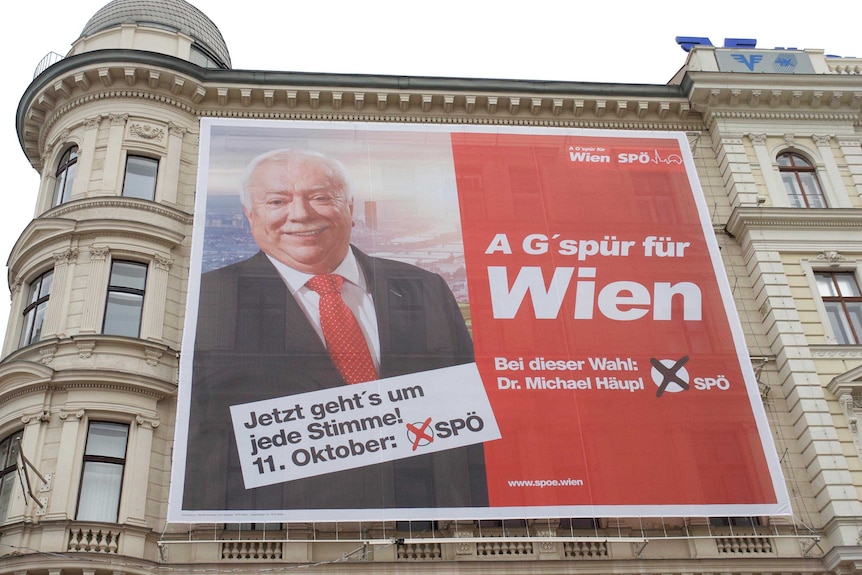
[45,196,192,224]
[708,110,859,122]
[725,207,862,238]
[1,338,178,400]
[17,49,697,168]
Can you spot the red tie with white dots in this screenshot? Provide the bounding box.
[306,274,378,384]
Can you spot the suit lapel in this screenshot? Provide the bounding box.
[353,246,394,375]
[245,251,345,387]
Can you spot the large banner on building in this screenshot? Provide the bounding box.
[169,119,790,522]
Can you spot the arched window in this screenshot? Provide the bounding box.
[53,146,78,206]
[777,152,826,208]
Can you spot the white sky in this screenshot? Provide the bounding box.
[1,0,859,340]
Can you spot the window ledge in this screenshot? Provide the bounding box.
[810,344,862,359]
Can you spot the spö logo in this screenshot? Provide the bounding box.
[650,356,733,397]
[650,356,690,397]
[406,418,434,451]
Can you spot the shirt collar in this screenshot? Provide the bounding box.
[265,248,364,294]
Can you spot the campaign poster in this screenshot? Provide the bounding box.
[168,119,790,522]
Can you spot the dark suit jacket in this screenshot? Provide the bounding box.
[183,247,488,511]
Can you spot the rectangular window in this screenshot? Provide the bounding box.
[122,156,158,200]
[76,422,128,523]
[709,516,761,527]
[103,261,147,337]
[0,431,23,523]
[224,523,284,531]
[816,272,862,344]
[19,270,53,347]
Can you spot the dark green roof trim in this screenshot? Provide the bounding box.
[18,49,685,153]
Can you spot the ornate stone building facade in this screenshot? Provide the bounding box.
[1,0,861,573]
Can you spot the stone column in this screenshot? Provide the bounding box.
[45,409,84,522]
[41,248,77,339]
[812,134,851,207]
[748,133,787,206]
[837,136,862,201]
[159,123,186,207]
[140,253,172,342]
[71,116,101,199]
[80,246,110,333]
[101,114,128,194]
[714,135,760,207]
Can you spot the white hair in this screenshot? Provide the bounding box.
[239,149,354,209]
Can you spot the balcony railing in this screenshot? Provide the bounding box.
[33,52,64,79]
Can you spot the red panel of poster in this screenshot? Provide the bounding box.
[169,120,790,522]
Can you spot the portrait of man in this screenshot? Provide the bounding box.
[182,148,488,512]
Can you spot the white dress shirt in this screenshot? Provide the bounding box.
[266,251,381,369]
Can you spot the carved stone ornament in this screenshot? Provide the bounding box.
[39,346,57,365]
[748,133,767,145]
[84,116,102,130]
[813,250,853,267]
[454,530,474,555]
[783,134,795,146]
[129,122,165,142]
[168,122,187,137]
[154,253,173,271]
[21,409,50,424]
[88,245,110,261]
[812,134,832,146]
[135,415,160,429]
[109,113,129,126]
[53,248,78,266]
[145,348,164,366]
[77,341,96,359]
[58,409,85,420]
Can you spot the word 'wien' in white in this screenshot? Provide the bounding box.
[487,266,702,321]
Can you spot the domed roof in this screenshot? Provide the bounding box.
[79,0,231,68]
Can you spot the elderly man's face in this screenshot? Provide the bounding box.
[244,156,354,275]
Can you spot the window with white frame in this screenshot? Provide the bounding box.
[816,271,862,344]
[102,261,147,337]
[53,146,78,206]
[0,430,23,523]
[121,155,158,200]
[76,422,128,522]
[19,270,53,348]
[778,152,826,208]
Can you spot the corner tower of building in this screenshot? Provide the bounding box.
[71,0,231,69]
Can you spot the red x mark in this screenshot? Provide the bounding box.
[406,418,434,451]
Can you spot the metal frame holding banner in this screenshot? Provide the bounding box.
[168,119,791,522]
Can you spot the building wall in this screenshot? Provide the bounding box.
[0,22,861,574]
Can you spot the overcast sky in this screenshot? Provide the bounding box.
[1,0,858,340]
